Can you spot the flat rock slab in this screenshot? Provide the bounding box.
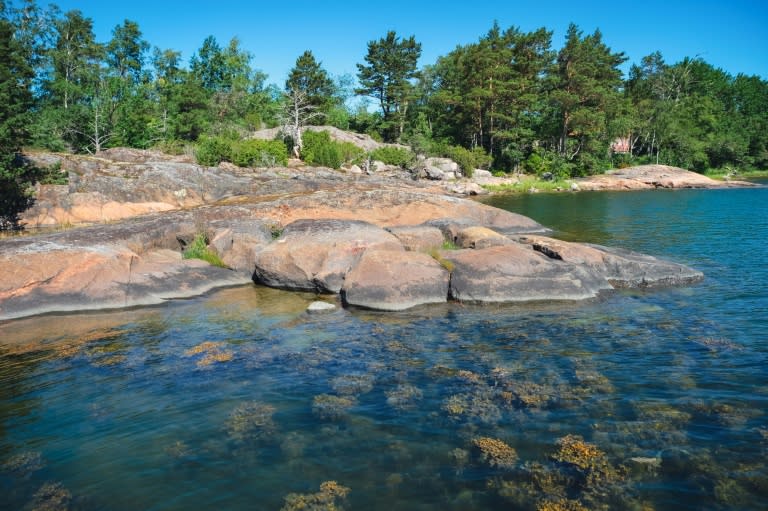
[0,246,250,320]
[445,244,613,303]
[519,235,704,287]
[252,219,404,293]
[576,164,755,191]
[341,249,450,311]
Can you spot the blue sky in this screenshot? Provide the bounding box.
[46,0,768,85]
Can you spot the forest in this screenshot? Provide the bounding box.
[2,0,767,225]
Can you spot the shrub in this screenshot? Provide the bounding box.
[301,130,366,169]
[231,139,288,168]
[195,136,232,166]
[337,141,366,166]
[369,146,415,168]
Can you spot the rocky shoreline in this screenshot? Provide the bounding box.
[0,149,718,320]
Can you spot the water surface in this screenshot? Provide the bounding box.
[1,187,766,510]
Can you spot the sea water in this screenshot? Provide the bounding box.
[1,185,766,510]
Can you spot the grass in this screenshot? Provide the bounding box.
[182,233,228,268]
[703,168,768,180]
[482,176,574,194]
[428,248,455,272]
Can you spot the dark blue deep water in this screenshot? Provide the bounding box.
[1,186,767,510]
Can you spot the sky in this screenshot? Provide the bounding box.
[44,0,768,86]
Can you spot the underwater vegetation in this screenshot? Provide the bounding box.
[280,480,351,511]
[330,374,374,396]
[28,481,72,511]
[225,401,276,443]
[184,341,234,367]
[1,451,45,478]
[472,436,518,469]
[312,394,357,420]
[385,384,423,410]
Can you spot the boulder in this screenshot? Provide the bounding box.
[448,182,488,195]
[455,226,512,249]
[209,219,273,273]
[341,249,450,310]
[424,166,446,180]
[386,226,446,251]
[425,157,460,174]
[444,244,612,303]
[252,219,404,293]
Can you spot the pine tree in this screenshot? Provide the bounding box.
[356,31,421,142]
[286,50,337,121]
[0,7,34,228]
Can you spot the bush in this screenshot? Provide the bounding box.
[302,130,343,169]
[369,146,415,168]
[195,136,232,166]
[231,139,288,168]
[153,139,188,156]
[440,145,491,178]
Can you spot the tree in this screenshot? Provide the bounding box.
[0,5,34,228]
[286,50,337,121]
[106,19,148,84]
[549,24,626,174]
[356,30,421,142]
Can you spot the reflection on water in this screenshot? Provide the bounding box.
[2,187,768,510]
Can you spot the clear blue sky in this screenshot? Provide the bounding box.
[46,0,768,85]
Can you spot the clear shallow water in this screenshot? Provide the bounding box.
[1,187,767,511]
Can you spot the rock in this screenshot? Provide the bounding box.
[455,226,512,249]
[0,243,250,321]
[347,164,363,174]
[576,164,755,191]
[591,244,704,287]
[424,157,460,174]
[252,219,404,293]
[444,244,612,303]
[307,301,337,313]
[472,169,493,179]
[341,249,450,310]
[519,235,704,287]
[424,166,446,180]
[448,182,488,195]
[208,219,273,273]
[386,226,445,251]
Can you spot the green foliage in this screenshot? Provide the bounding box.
[301,130,342,168]
[436,145,492,178]
[336,141,366,165]
[369,146,414,168]
[195,135,232,166]
[182,233,227,267]
[286,50,338,119]
[231,139,288,167]
[356,31,422,142]
[0,10,34,228]
[300,130,364,169]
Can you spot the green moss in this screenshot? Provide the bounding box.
[182,233,227,268]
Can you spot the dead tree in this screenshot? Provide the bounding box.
[282,87,324,158]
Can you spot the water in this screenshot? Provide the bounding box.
[1,186,767,510]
